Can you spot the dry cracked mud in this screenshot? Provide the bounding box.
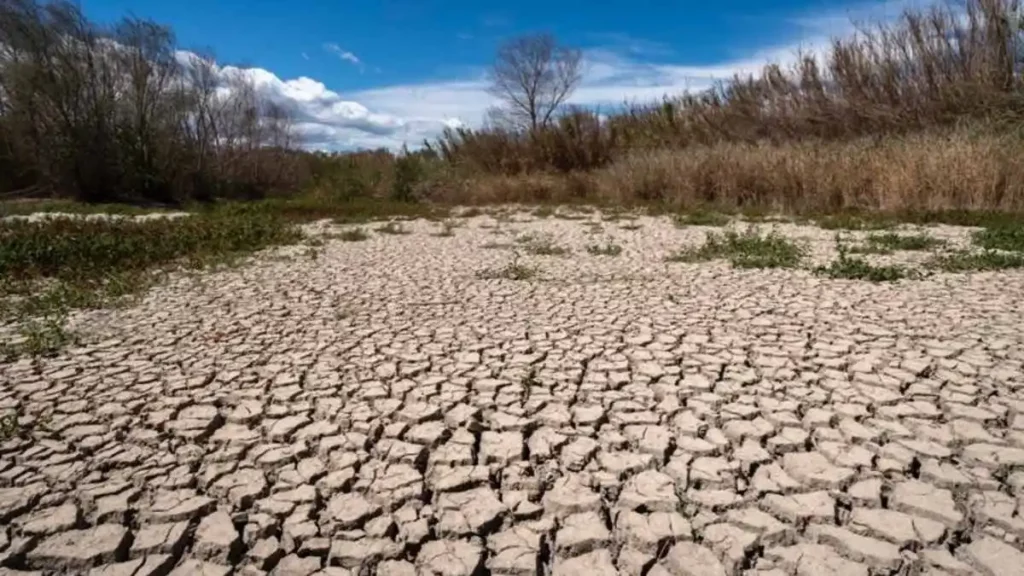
[2,209,1024,576]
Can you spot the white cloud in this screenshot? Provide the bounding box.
[213,0,937,150]
[323,43,362,67]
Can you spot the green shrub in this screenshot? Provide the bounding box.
[816,256,908,282]
[391,153,424,202]
[667,228,804,268]
[973,225,1024,252]
[928,250,1024,272]
[861,232,944,251]
[0,212,299,281]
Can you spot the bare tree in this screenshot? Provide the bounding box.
[487,33,583,132]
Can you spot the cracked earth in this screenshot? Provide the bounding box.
[3,210,1024,576]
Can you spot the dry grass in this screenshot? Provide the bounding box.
[427,128,1024,213]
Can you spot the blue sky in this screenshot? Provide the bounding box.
[82,0,927,149]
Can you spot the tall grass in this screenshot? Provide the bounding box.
[425,127,1024,212]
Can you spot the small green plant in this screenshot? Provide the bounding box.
[846,243,894,255]
[477,254,538,281]
[927,250,1024,272]
[817,214,897,231]
[973,225,1024,252]
[516,233,569,256]
[816,242,909,281]
[376,222,410,235]
[601,209,633,222]
[338,228,370,242]
[17,314,75,357]
[739,211,790,223]
[586,242,623,256]
[0,413,18,440]
[674,211,730,227]
[863,232,944,251]
[666,228,804,268]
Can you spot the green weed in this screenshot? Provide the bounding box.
[862,232,945,251]
[667,228,804,268]
[516,233,569,256]
[973,225,1024,252]
[477,254,538,281]
[674,211,730,227]
[817,214,897,231]
[927,250,1024,272]
[0,413,19,440]
[816,242,909,281]
[816,255,908,282]
[586,242,623,257]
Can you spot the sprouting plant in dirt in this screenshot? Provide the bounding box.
[862,231,944,252]
[816,235,911,281]
[817,213,897,231]
[477,252,538,281]
[973,224,1024,252]
[666,227,804,268]
[587,241,623,257]
[674,210,730,227]
[926,249,1024,272]
[516,233,569,256]
[0,412,18,440]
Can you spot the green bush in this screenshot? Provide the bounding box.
[667,228,804,268]
[973,225,1024,252]
[0,213,299,281]
[392,153,425,202]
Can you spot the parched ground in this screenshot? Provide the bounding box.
[3,210,1024,576]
